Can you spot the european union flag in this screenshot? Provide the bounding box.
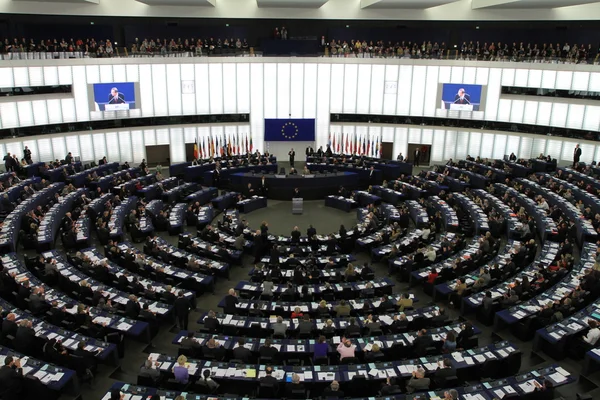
[264,119,316,142]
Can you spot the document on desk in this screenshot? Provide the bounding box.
[474,354,486,363]
[493,388,505,399]
[549,372,567,383]
[303,371,313,380]
[518,380,537,393]
[159,362,172,371]
[555,366,570,376]
[398,365,409,374]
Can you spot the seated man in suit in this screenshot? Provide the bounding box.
[233,338,252,363]
[322,380,344,398]
[434,358,457,385]
[259,338,279,361]
[298,314,313,336]
[0,355,24,399]
[412,329,434,355]
[285,373,305,398]
[204,310,221,332]
[406,367,430,393]
[259,366,279,392]
[139,358,161,383]
[181,331,202,351]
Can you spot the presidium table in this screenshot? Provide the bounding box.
[229,172,360,200]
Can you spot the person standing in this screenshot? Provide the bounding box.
[414,148,421,167]
[23,146,32,164]
[573,144,582,167]
[288,148,296,168]
[174,291,191,330]
[3,152,15,172]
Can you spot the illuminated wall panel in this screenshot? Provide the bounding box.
[92,133,107,160]
[497,99,511,122]
[475,67,489,85]
[329,64,344,113]
[0,103,18,129]
[462,67,476,85]
[394,127,408,159]
[501,69,515,86]
[450,66,463,83]
[514,69,529,87]
[316,64,331,148]
[208,63,224,115]
[250,63,264,152]
[263,64,277,118]
[99,65,114,83]
[536,102,552,127]
[493,134,507,159]
[408,128,421,144]
[51,136,66,161]
[369,65,384,115]
[290,64,304,118]
[236,63,250,114]
[532,138,547,157]
[583,106,600,131]
[131,130,145,163]
[579,143,594,164]
[169,128,185,163]
[118,131,133,163]
[61,98,77,123]
[572,72,590,91]
[139,64,155,117]
[523,101,538,125]
[423,66,439,117]
[546,139,562,160]
[43,66,59,85]
[541,70,557,89]
[78,134,93,162]
[480,133,494,159]
[519,136,533,159]
[276,63,291,119]
[222,63,237,114]
[455,131,469,160]
[72,66,90,122]
[566,104,585,130]
[0,68,14,87]
[13,67,29,87]
[396,66,412,115]
[443,130,457,161]
[46,99,63,124]
[37,138,52,162]
[382,65,399,115]
[303,64,317,119]
[555,71,573,90]
[509,100,525,124]
[105,132,120,162]
[152,64,168,116]
[112,64,127,82]
[468,131,481,156]
[528,69,542,88]
[506,135,520,157]
[180,64,196,115]
[195,64,210,114]
[356,64,371,114]
[155,129,170,145]
[550,103,568,128]
[485,69,502,121]
[589,73,600,91]
[410,66,426,116]
[17,102,33,127]
[65,135,80,159]
[561,140,577,162]
[343,64,358,114]
[166,64,183,116]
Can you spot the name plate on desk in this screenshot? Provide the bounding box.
[104,103,131,111]
[449,104,474,111]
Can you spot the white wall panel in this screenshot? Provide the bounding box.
[166,64,183,116]
[21,140,37,163]
[330,64,344,113]
[410,66,426,116]
[462,67,476,85]
[381,126,394,143]
[408,128,421,144]
[455,131,469,160]
[368,64,385,115]
[423,66,439,117]
[118,131,133,163]
[208,64,224,115]
[443,130,457,161]
[250,64,265,152]
[555,71,573,90]
[561,141,577,162]
[589,73,600,91]
[144,130,156,146]
[37,138,52,162]
[468,131,481,157]
[450,66,463,83]
[58,66,72,85]
[17,102,33,127]
[550,103,568,128]
[536,102,552,127]
[276,63,291,118]
[396,66,412,115]
[342,64,358,114]
[222,63,237,114]
[51,137,66,161]
[566,104,585,130]
[13,67,29,87]
[184,127,196,143]
[480,133,494,159]
[78,134,93,162]
[421,129,433,145]
[523,101,538,125]
[85,65,100,83]
[27,67,43,86]
[139,65,155,117]
[506,135,520,157]
[126,65,139,82]
[546,139,562,160]
[316,64,331,148]
[394,127,408,159]
[583,106,600,131]
[519,136,533,159]
[528,69,542,88]
[72,66,90,122]
[43,67,59,85]
[0,103,19,129]
[180,64,196,116]
[572,71,590,91]
[383,65,399,115]
[5,142,22,161]
[105,132,120,162]
[236,63,250,114]
[475,67,488,85]
[430,129,445,162]
[169,128,185,163]
[509,100,525,124]
[514,69,529,87]
[46,99,63,124]
[65,135,80,159]
[263,64,277,118]
[32,100,48,127]
[290,64,304,118]
[579,143,594,164]
[501,69,515,86]
[493,134,507,159]
[532,138,547,157]
[131,130,145,163]
[61,98,76,123]
[485,69,502,121]
[497,99,512,122]
[112,64,127,83]
[152,64,169,116]
[92,133,107,160]
[303,64,317,119]
[99,65,114,83]
[194,64,210,115]
[355,64,371,114]
[0,68,14,88]
[541,70,557,89]
[156,129,170,145]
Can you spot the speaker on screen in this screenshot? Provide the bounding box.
[88,82,141,112]
[438,83,485,112]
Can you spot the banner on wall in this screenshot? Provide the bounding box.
[264,119,316,141]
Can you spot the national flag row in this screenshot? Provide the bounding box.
[328,131,383,158]
[193,133,253,159]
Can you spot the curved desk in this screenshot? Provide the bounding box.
[229,172,360,200]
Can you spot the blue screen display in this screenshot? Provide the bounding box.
[92,82,137,111]
[440,83,483,111]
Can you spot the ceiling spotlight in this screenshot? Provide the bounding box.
[346,25,350,28]
[476,26,480,29]
[226,23,229,27]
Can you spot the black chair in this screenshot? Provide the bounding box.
[348,376,371,397]
[313,356,329,366]
[479,358,504,380]
[501,351,522,376]
[339,356,358,365]
[137,375,157,386]
[288,388,308,399]
[258,382,279,398]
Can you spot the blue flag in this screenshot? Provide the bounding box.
[264,119,316,141]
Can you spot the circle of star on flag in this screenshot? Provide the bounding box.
[281,121,299,139]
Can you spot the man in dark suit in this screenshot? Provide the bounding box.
[1,313,18,339]
[224,289,238,314]
[233,338,252,362]
[412,329,433,355]
[65,152,73,164]
[0,356,24,400]
[291,226,301,243]
[414,148,421,167]
[292,187,301,198]
[285,373,305,398]
[174,291,191,330]
[14,320,35,351]
[213,167,221,186]
[573,144,582,167]
[369,166,376,183]
[259,366,279,392]
[125,295,141,318]
[259,176,269,196]
[288,148,296,168]
[307,225,317,238]
[322,380,345,398]
[434,358,457,384]
[108,87,125,104]
[259,338,279,360]
[453,88,471,105]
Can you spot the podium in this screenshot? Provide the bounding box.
[292,197,303,214]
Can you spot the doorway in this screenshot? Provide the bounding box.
[381,142,394,160]
[407,144,431,167]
